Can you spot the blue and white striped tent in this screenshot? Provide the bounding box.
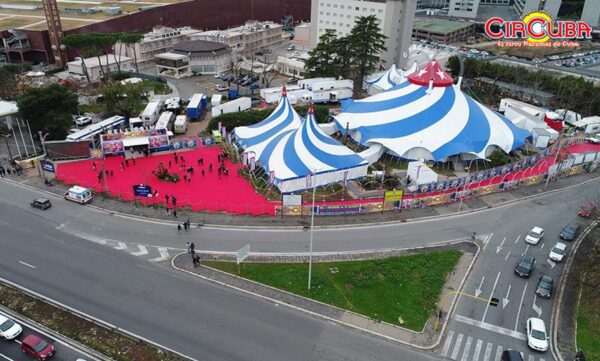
[335,60,530,161]
[365,62,418,94]
[258,105,368,193]
[234,88,302,159]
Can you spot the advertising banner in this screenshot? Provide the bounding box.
[282,194,302,206]
[102,140,124,155]
[133,184,153,197]
[384,189,404,203]
[149,135,170,151]
[269,170,275,184]
[171,138,198,150]
[40,159,55,173]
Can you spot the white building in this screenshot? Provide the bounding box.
[155,53,191,78]
[448,0,480,18]
[582,0,600,28]
[276,56,307,78]
[67,54,134,82]
[115,26,202,67]
[162,40,231,75]
[513,0,561,17]
[292,23,312,46]
[309,0,417,68]
[189,21,285,55]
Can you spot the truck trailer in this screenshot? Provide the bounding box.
[187,93,207,120]
[141,100,163,126]
[211,97,252,118]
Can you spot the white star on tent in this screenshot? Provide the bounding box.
[436,69,446,80]
[416,69,427,78]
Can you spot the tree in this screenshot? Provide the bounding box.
[0,65,25,100]
[305,29,340,78]
[62,34,93,84]
[347,15,387,92]
[100,81,147,119]
[259,52,278,88]
[17,84,78,140]
[117,33,143,73]
[488,149,510,167]
[334,35,353,79]
[446,56,461,78]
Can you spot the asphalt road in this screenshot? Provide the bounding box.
[0,197,440,361]
[0,319,89,361]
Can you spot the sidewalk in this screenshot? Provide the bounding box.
[172,241,479,349]
[3,167,599,227]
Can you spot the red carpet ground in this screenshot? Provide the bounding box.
[56,147,277,216]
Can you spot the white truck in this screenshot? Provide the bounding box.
[211,94,222,107]
[302,88,353,104]
[129,117,143,129]
[211,97,252,118]
[173,115,188,134]
[155,111,175,131]
[140,100,163,126]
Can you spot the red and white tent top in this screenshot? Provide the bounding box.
[407,60,454,87]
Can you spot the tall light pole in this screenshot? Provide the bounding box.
[307,168,320,291]
[458,158,489,212]
[544,136,562,189]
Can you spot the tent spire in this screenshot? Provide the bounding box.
[282,86,287,97]
[308,103,314,115]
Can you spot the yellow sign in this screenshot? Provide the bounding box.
[384,189,404,203]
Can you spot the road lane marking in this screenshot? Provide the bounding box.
[522,244,529,256]
[149,247,170,262]
[441,330,454,357]
[482,272,501,322]
[540,243,545,249]
[504,251,511,261]
[496,237,506,254]
[532,295,542,317]
[494,346,503,361]
[18,261,36,269]
[515,282,529,331]
[451,333,464,360]
[475,276,485,297]
[502,284,511,309]
[113,242,128,250]
[547,259,556,269]
[0,352,15,361]
[472,339,483,361]
[484,342,493,361]
[131,245,149,256]
[482,233,493,250]
[514,235,521,244]
[461,336,472,361]
[455,314,527,340]
[528,356,534,361]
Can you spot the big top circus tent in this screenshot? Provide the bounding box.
[257,105,368,193]
[234,87,303,159]
[365,62,418,94]
[335,60,531,162]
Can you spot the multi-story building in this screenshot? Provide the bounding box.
[513,0,561,17]
[115,26,202,68]
[412,18,476,42]
[478,0,510,5]
[448,0,480,18]
[189,21,285,56]
[417,0,449,8]
[582,0,600,29]
[309,0,417,68]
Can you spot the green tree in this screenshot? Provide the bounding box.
[100,81,147,119]
[116,33,143,73]
[488,149,510,167]
[305,29,340,78]
[17,84,78,140]
[62,34,94,84]
[347,15,387,92]
[446,56,461,78]
[0,65,25,100]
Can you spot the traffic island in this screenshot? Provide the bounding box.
[0,283,187,361]
[172,240,479,348]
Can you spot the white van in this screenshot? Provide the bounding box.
[64,185,93,204]
[174,115,188,134]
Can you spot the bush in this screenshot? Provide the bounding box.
[152,168,180,183]
[489,149,510,167]
[208,104,332,132]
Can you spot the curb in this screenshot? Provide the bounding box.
[0,276,196,361]
[0,304,109,361]
[550,219,599,361]
[2,174,598,230]
[171,238,483,350]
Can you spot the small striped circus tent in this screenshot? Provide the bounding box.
[334,60,531,162]
[365,62,418,94]
[234,87,303,159]
[257,105,368,193]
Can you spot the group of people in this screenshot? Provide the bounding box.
[0,162,23,177]
[177,219,192,233]
[186,241,201,267]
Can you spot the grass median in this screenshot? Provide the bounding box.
[204,250,462,331]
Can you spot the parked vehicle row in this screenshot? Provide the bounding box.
[1,313,56,359]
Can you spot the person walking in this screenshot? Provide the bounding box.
[173,210,178,218]
[165,194,169,205]
[177,224,182,234]
[184,174,187,183]
[171,196,177,207]
[132,157,136,165]
[189,241,195,254]
[201,169,205,177]
[92,161,96,170]
[192,253,200,267]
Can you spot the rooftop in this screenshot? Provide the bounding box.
[0,100,18,117]
[196,21,282,38]
[173,40,230,54]
[68,54,132,67]
[155,52,189,60]
[413,19,474,34]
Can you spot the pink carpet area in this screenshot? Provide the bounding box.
[55,147,277,216]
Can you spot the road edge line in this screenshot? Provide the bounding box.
[0,276,197,361]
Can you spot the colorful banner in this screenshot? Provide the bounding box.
[102,140,124,155]
[132,184,152,197]
[40,159,55,173]
[171,137,198,150]
[384,189,404,203]
[149,135,169,150]
[90,148,104,159]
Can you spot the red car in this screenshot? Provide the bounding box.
[579,202,597,218]
[20,335,55,360]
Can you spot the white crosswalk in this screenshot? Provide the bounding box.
[440,332,547,361]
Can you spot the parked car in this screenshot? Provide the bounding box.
[214,84,229,92]
[525,226,544,245]
[560,222,581,241]
[286,77,298,84]
[287,45,295,51]
[30,198,51,210]
[20,335,55,360]
[214,72,223,79]
[549,242,567,262]
[249,83,260,90]
[585,133,600,144]
[0,314,22,340]
[579,202,597,218]
[535,275,553,298]
[515,255,535,278]
[526,318,549,352]
[74,116,92,126]
[501,350,523,361]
